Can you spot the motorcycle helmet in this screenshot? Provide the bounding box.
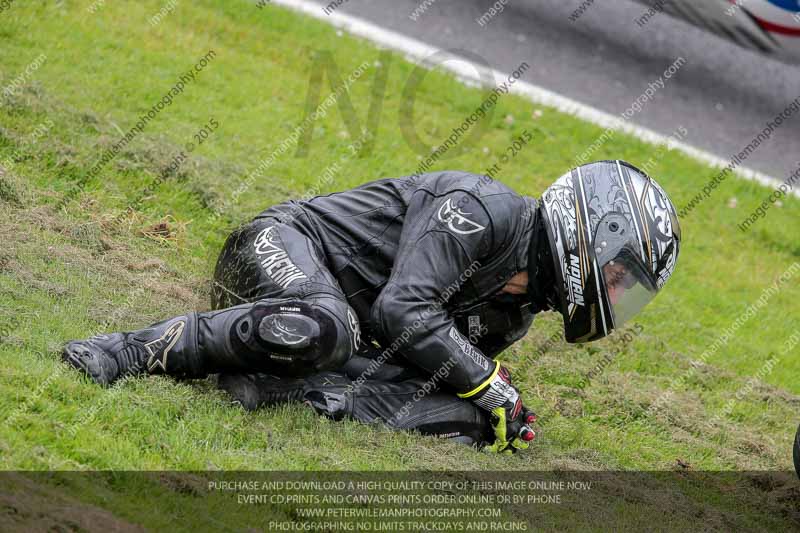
[539,160,681,343]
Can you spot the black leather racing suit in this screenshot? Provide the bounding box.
[210,171,549,445]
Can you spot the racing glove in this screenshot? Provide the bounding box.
[458,362,536,453]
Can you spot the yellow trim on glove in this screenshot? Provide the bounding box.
[482,406,530,454]
[457,360,500,399]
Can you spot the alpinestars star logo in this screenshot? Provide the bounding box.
[253,227,308,289]
[144,320,186,372]
[437,198,486,235]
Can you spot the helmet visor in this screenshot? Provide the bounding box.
[600,246,657,327]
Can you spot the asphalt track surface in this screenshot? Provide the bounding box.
[298,0,800,185]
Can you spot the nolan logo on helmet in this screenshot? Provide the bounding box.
[566,254,586,313]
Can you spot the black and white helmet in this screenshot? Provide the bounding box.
[540,160,681,343]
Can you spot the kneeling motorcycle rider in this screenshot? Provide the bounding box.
[63,160,681,453]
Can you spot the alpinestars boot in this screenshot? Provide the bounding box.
[216,373,308,411]
[62,315,201,386]
[62,299,351,386]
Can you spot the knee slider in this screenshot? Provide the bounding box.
[232,298,355,374]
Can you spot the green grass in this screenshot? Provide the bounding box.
[1,0,800,530]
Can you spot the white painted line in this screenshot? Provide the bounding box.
[272,0,796,196]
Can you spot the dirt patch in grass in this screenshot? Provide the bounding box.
[0,175,22,205]
[156,472,206,497]
[752,381,800,407]
[553,398,584,418]
[1,202,206,335]
[0,474,144,533]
